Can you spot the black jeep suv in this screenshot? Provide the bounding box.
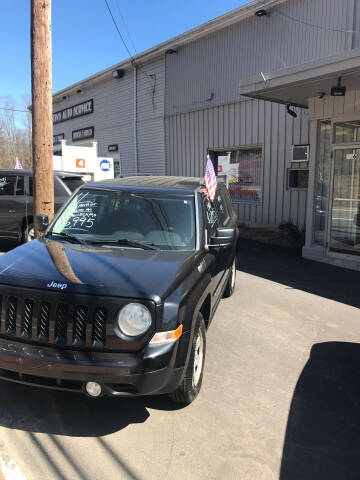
[0,176,237,404]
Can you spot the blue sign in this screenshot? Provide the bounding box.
[100,159,111,172]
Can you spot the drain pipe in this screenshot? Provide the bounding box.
[133,63,138,175]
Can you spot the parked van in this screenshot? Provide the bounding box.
[0,169,85,242]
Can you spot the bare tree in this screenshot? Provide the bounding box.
[0,96,32,168]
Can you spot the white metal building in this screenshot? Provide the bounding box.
[53,0,360,270]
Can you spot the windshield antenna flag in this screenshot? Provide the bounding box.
[200,155,217,202]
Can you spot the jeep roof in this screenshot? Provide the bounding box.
[88,175,203,193]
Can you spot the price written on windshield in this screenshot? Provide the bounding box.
[65,192,98,230]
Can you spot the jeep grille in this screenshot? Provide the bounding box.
[0,285,155,351]
[0,293,108,349]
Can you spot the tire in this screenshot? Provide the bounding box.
[168,312,206,404]
[223,258,236,298]
[22,223,35,243]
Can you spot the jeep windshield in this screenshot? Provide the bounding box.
[49,188,196,250]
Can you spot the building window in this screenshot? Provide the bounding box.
[209,146,263,203]
[287,145,309,189]
[333,120,360,143]
[288,169,309,188]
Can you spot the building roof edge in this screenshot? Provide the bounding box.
[53,0,288,100]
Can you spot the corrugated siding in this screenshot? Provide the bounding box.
[136,58,166,175]
[350,0,360,49]
[165,99,309,228]
[53,73,135,174]
[53,57,166,175]
[165,0,352,115]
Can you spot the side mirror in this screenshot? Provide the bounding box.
[209,227,235,247]
[34,214,49,233]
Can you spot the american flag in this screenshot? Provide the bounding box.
[14,158,23,169]
[201,155,217,201]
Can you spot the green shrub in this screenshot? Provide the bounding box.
[279,221,305,244]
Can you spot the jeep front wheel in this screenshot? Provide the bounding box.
[168,312,206,404]
[223,258,236,298]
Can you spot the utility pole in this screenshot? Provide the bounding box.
[31,0,54,232]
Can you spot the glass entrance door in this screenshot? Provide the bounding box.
[328,148,360,257]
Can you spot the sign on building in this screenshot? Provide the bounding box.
[108,144,118,152]
[76,158,86,168]
[100,159,111,171]
[53,99,93,124]
[72,126,95,141]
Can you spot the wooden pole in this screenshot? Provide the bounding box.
[31,0,54,233]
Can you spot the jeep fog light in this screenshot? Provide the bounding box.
[85,381,102,397]
[117,303,152,337]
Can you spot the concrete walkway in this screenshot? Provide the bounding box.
[0,240,358,479]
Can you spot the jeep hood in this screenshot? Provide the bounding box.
[0,239,196,301]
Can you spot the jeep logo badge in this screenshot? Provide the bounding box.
[47,281,68,290]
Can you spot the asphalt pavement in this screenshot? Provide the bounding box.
[0,240,358,479]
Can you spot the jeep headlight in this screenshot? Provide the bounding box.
[117,303,152,337]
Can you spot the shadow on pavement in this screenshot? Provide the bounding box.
[280,342,360,480]
[237,239,360,309]
[0,380,183,437]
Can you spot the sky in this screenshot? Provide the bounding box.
[0,0,247,108]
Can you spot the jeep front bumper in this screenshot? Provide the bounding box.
[0,335,188,397]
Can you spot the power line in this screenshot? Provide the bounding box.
[276,10,360,35]
[0,106,30,113]
[104,0,133,58]
[114,0,138,56]
[103,0,155,89]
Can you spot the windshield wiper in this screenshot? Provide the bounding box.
[89,238,158,250]
[45,231,87,245]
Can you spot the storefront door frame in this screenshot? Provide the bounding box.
[306,113,360,268]
[326,141,360,263]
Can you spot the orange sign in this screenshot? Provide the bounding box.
[76,158,86,168]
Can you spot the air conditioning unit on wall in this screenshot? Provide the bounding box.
[288,145,310,189]
[292,145,309,164]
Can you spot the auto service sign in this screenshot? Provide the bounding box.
[53,99,93,124]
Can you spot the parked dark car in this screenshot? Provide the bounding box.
[0,169,85,242]
[0,176,237,404]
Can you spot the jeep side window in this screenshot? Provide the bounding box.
[214,188,230,226]
[0,175,16,196]
[203,197,219,238]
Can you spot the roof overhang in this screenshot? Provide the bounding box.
[239,48,360,108]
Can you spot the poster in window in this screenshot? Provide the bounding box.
[217,155,230,186]
[227,149,262,203]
